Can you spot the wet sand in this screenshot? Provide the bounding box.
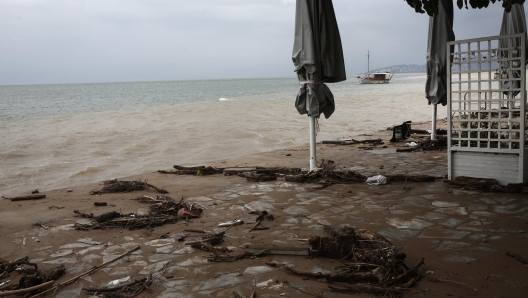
[1,120,527,298]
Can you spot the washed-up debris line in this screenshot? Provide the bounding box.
[0,257,65,297]
[199,225,423,297]
[321,138,385,146]
[90,179,168,195]
[396,136,447,152]
[161,161,438,189]
[158,165,302,178]
[82,274,153,298]
[444,176,528,193]
[285,159,367,186]
[74,196,203,230]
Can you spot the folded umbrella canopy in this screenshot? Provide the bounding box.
[425,0,455,139]
[292,0,346,170]
[499,3,528,97]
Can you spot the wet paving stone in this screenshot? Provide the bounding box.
[198,272,245,291]
[432,201,460,208]
[442,255,477,263]
[418,228,471,239]
[377,229,421,241]
[386,218,433,229]
[433,240,471,252]
[434,207,468,215]
[437,218,465,228]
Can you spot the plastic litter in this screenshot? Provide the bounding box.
[0,280,10,287]
[405,142,418,147]
[366,175,387,185]
[104,276,130,288]
[218,219,244,227]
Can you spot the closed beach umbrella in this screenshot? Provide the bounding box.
[292,0,346,171]
[425,0,455,140]
[499,3,528,97]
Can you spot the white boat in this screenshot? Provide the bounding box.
[357,50,393,84]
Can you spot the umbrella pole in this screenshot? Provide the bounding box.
[309,116,317,171]
[431,104,437,140]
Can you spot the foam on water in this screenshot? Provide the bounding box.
[0,74,445,195]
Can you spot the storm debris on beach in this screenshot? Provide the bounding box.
[90,179,168,195]
[74,196,203,230]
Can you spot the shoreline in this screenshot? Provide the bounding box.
[2,119,527,297]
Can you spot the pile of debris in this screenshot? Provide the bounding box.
[74,195,203,230]
[90,179,168,195]
[198,225,423,297]
[285,159,367,186]
[397,136,448,152]
[0,257,65,297]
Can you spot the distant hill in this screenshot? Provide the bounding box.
[370,64,426,73]
[371,63,527,74]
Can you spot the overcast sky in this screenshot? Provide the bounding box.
[0,0,517,85]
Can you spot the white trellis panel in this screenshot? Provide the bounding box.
[447,33,527,185]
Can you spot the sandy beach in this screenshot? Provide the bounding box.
[1,120,527,298]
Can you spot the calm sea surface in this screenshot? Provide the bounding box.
[0,74,445,194]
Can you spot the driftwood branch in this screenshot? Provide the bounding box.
[0,280,54,297]
[2,195,46,201]
[506,252,528,264]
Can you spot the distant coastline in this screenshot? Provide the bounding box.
[372,63,528,74]
[370,64,426,74]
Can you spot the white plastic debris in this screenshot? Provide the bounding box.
[404,142,418,147]
[218,219,244,227]
[105,276,130,288]
[366,175,387,185]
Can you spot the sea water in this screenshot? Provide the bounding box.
[0,74,445,194]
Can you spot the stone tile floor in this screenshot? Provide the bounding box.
[4,145,528,297]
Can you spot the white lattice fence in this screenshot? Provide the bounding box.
[448,33,527,185]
